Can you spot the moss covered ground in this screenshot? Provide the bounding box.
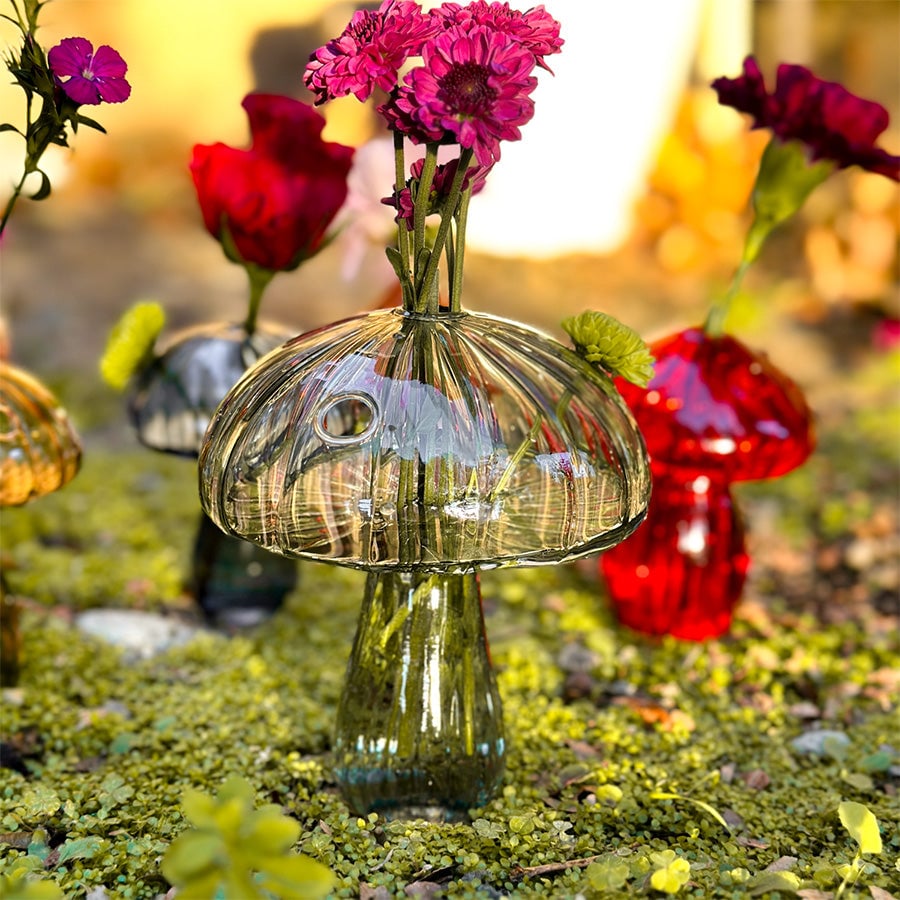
[1,337,898,899]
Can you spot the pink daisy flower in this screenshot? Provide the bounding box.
[47,37,131,106]
[394,25,538,166]
[437,1,563,71]
[304,0,439,105]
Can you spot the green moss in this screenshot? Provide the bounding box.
[1,444,898,898]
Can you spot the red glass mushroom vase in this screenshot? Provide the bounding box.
[1,361,82,685]
[128,320,299,629]
[199,307,651,818]
[601,328,814,640]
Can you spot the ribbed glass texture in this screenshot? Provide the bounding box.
[200,309,650,571]
[129,321,290,456]
[334,569,504,818]
[0,361,82,507]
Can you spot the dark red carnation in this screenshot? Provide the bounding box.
[713,56,899,180]
[190,94,354,272]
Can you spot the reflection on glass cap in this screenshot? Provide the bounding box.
[200,309,651,571]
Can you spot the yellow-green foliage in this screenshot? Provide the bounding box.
[161,776,334,899]
[0,450,898,898]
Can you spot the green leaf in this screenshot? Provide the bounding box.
[256,854,336,900]
[18,785,61,819]
[747,870,800,895]
[75,114,106,133]
[181,788,218,829]
[561,310,655,387]
[160,831,222,883]
[55,836,105,863]
[838,801,883,855]
[29,169,51,201]
[650,791,729,829]
[586,857,630,891]
[649,853,691,894]
[841,771,875,792]
[0,871,64,900]
[0,123,22,134]
[243,813,300,855]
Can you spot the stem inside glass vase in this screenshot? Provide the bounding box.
[334,568,505,821]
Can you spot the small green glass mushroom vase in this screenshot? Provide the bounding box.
[128,320,299,628]
[199,307,650,817]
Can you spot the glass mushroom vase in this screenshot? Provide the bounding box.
[1,360,82,685]
[199,306,650,817]
[601,327,815,640]
[128,320,299,628]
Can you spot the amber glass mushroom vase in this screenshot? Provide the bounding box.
[0,360,83,684]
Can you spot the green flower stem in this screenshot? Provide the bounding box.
[417,147,474,314]
[704,258,751,337]
[706,138,833,337]
[392,130,413,308]
[0,171,28,237]
[450,187,473,314]
[412,145,439,287]
[242,266,275,336]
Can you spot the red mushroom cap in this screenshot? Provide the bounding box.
[617,328,815,482]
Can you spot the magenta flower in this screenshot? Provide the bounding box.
[393,25,538,166]
[383,156,492,228]
[304,0,438,105]
[47,37,131,106]
[713,56,899,181]
[437,1,563,71]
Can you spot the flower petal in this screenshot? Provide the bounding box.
[90,44,129,78]
[47,37,94,76]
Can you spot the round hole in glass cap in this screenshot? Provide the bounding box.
[127,319,299,629]
[199,307,651,817]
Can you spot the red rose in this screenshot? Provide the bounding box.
[190,94,355,272]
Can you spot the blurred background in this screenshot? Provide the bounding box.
[0,0,898,419]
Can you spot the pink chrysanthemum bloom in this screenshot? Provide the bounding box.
[382,156,492,228]
[437,1,563,71]
[48,37,131,105]
[713,56,899,181]
[393,25,538,166]
[304,0,439,105]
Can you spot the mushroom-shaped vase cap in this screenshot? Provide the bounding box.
[0,361,82,507]
[129,321,292,456]
[617,328,815,481]
[200,309,651,571]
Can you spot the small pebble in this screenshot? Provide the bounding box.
[75,609,203,661]
[790,729,850,756]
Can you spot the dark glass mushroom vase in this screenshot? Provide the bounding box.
[199,306,651,818]
[128,320,299,629]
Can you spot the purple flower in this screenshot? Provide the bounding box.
[393,25,538,166]
[713,56,899,181]
[437,1,563,71]
[47,37,131,105]
[304,0,438,105]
